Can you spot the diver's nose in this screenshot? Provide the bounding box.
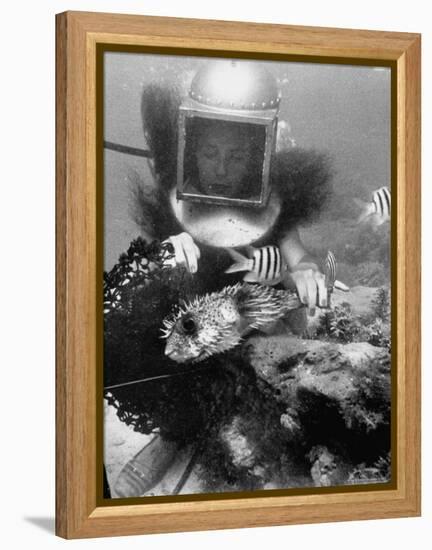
[215,155,228,177]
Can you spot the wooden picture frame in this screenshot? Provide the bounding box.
[56,11,421,539]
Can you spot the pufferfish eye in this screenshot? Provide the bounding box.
[181,315,197,335]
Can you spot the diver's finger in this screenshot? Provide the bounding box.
[315,271,327,308]
[175,241,188,268]
[167,235,186,267]
[182,239,198,274]
[305,273,317,316]
[295,277,308,306]
[175,233,198,273]
[334,279,350,292]
[193,242,201,260]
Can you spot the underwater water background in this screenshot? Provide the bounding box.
[103,52,392,497]
[104,52,391,285]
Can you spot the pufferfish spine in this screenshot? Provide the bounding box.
[232,283,301,330]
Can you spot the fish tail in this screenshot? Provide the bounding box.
[224,248,253,274]
[353,197,373,223]
[245,245,256,258]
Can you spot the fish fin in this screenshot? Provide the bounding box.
[225,261,253,274]
[373,214,389,227]
[267,277,282,287]
[243,272,259,283]
[353,198,373,224]
[238,317,253,335]
[224,248,253,274]
[363,213,389,231]
[225,247,247,262]
[245,245,256,258]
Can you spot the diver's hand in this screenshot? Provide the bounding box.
[163,232,201,274]
[286,262,327,315]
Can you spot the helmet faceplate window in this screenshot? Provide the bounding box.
[177,60,280,208]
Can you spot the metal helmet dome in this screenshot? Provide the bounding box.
[189,60,281,112]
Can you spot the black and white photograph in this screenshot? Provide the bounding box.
[102,52,392,500]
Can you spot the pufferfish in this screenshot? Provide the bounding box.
[160,283,302,364]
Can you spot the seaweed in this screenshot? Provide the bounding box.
[104,238,248,445]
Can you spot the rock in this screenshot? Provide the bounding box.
[245,335,325,384]
[247,335,388,391]
[295,341,388,403]
[247,336,389,402]
[219,416,258,470]
[280,410,301,437]
[308,445,352,487]
[245,335,390,469]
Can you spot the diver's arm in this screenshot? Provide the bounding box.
[279,228,318,270]
[279,228,327,311]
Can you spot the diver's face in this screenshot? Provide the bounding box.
[196,124,251,198]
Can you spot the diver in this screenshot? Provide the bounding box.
[113,59,333,497]
[164,60,329,317]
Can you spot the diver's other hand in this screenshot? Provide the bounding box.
[285,263,327,315]
[163,232,201,273]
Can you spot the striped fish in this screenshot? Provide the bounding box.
[225,245,285,286]
[354,186,391,226]
[324,251,337,294]
[324,250,349,297]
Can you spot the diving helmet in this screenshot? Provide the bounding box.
[177,60,281,208]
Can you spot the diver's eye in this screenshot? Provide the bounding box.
[200,146,218,160]
[181,317,197,334]
[230,151,248,162]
